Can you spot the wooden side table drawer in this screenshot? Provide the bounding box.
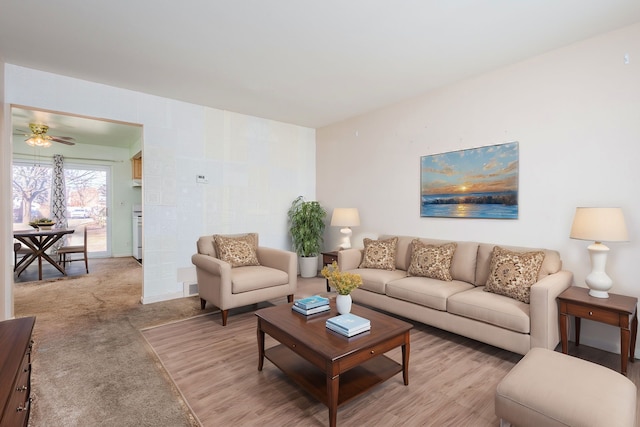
[0,317,35,427]
[565,303,621,326]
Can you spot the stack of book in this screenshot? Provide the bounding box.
[326,313,371,337]
[292,295,330,315]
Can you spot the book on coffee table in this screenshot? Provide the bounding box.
[326,313,371,335]
[294,295,330,310]
[326,321,370,337]
[292,304,330,316]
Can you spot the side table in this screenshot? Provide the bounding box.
[558,286,638,376]
[321,251,339,292]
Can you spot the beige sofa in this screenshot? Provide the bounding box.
[338,235,573,355]
[192,234,297,325]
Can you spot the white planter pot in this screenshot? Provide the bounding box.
[299,256,318,278]
[336,294,352,314]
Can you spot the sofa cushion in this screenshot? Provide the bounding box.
[484,246,545,303]
[448,286,530,333]
[214,234,261,267]
[379,235,413,270]
[359,237,398,270]
[475,243,561,286]
[198,233,259,258]
[407,240,457,281]
[231,266,288,293]
[386,276,474,311]
[401,237,478,284]
[346,268,406,294]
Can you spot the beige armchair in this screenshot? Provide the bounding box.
[191,233,297,326]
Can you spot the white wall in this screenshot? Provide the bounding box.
[0,61,12,320]
[3,65,315,307]
[317,23,640,355]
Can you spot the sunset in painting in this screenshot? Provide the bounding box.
[420,142,519,219]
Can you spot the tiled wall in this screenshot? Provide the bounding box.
[4,65,315,303]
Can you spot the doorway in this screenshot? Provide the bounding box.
[11,105,143,282]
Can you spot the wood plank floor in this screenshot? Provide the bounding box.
[142,279,640,427]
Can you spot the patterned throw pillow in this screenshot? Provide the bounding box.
[359,237,398,270]
[407,240,457,281]
[484,246,545,304]
[213,234,260,267]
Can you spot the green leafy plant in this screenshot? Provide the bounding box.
[287,196,327,257]
[321,261,363,295]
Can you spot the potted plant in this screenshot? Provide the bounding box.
[287,196,327,278]
[321,261,363,313]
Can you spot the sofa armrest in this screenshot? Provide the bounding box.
[191,253,233,300]
[529,270,573,350]
[338,248,363,271]
[257,247,297,279]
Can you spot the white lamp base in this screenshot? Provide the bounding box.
[338,227,353,250]
[585,242,612,299]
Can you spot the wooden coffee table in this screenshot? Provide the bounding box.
[256,301,412,427]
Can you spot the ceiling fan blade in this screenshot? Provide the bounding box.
[13,128,30,135]
[50,137,76,145]
[52,136,76,141]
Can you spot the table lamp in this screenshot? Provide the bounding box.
[569,207,629,298]
[331,208,360,250]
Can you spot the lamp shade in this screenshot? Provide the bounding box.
[569,207,629,242]
[330,208,360,227]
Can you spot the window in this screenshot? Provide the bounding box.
[12,160,111,256]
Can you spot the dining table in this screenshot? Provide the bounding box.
[13,228,75,280]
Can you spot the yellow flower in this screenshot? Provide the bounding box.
[320,261,363,295]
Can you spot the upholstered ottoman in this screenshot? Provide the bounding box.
[496,347,637,427]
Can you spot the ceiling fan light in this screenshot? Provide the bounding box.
[26,136,52,148]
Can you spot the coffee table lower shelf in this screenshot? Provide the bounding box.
[265,344,403,408]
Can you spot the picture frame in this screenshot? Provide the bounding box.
[420,142,519,219]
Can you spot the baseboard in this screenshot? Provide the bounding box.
[140,291,185,305]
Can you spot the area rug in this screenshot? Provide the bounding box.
[142,307,521,427]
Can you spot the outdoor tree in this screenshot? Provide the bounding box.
[65,169,101,207]
[12,163,52,223]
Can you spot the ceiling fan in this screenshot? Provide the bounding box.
[16,123,76,148]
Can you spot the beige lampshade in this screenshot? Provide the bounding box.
[330,208,360,227]
[569,207,629,242]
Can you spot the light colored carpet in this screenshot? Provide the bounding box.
[14,257,204,427]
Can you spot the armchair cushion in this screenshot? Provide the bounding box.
[231,266,290,293]
[213,234,260,267]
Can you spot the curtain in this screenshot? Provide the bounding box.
[51,154,68,249]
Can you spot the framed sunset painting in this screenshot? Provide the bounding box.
[420,142,519,219]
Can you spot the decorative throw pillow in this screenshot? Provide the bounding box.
[407,240,457,281]
[359,237,398,270]
[484,246,545,304]
[213,234,260,268]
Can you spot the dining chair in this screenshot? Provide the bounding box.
[13,242,34,271]
[57,227,89,273]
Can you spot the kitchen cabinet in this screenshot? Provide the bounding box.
[132,157,142,180]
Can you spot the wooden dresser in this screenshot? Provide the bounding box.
[0,317,35,427]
